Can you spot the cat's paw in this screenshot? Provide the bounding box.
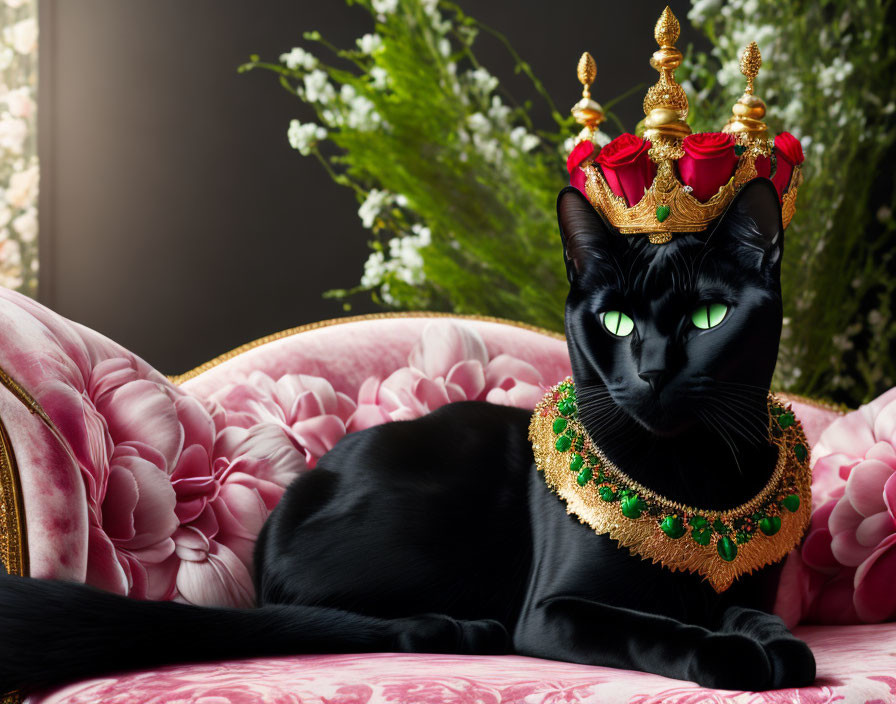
[765,636,816,688]
[392,614,509,655]
[689,632,772,691]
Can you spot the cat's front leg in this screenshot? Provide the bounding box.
[513,595,778,691]
[715,605,815,688]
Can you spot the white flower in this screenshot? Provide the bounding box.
[4,18,37,55]
[487,95,511,127]
[0,116,27,154]
[370,66,389,90]
[287,119,327,155]
[395,194,408,207]
[361,250,387,287]
[371,0,398,15]
[345,94,382,131]
[0,48,14,71]
[466,112,490,135]
[5,164,38,208]
[509,126,539,153]
[279,47,318,71]
[303,70,336,104]
[438,38,451,58]
[11,207,36,243]
[3,86,35,119]
[356,33,383,55]
[358,189,394,229]
[467,68,498,95]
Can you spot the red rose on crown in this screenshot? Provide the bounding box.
[678,132,738,202]
[772,132,805,198]
[595,134,656,207]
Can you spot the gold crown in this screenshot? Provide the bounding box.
[570,7,802,244]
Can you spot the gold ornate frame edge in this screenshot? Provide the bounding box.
[169,311,566,385]
[0,413,27,579]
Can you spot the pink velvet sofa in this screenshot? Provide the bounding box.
[0,286,894,703]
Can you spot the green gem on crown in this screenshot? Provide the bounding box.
[555,435,572,452]
[576,467,593,486]
[656,204,671,222]
[794,443,808,462]
[552,417,568,434]
[782,494,800,512]
[569,453,584,472]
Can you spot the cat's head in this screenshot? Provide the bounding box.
[558,178,783,438]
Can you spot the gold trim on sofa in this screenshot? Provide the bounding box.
[0,414,26,578]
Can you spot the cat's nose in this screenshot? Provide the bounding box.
[638,369,664,392]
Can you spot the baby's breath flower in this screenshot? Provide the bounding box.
[287,120,327,155]
[279,47,318,70]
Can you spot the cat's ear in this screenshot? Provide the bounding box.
[710,178,783,274]
[556,186,614,283]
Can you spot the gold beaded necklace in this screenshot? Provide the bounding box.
[529,378,812,592]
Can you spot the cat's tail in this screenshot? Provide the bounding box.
[0,573,396,693]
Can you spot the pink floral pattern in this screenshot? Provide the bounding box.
[796,388,896,623]
[28,624,896,704]
[44,320,551,608]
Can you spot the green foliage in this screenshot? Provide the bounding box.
[682,0,896,404]
[242,0,896,405]
[241,0,589,331]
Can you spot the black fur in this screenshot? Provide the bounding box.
[0,178,814,693]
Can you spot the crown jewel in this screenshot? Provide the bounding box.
[567,7,804,244]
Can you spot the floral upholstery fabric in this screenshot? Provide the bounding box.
[28,624,896,703]
[0,287,893,702]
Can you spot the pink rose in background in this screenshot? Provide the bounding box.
[348,321,548,427]
[210,372,357,467]
[799,387,896,623]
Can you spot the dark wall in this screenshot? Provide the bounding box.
[39,0,704,374]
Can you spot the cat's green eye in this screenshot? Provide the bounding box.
[691,303,728,329]
[601,311,634,337]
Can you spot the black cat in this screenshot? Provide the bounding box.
[0,178,815,693]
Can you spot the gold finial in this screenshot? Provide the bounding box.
[571,51,604,131]
[577,52,597,99]
[642,6,690,149]
[722,42,768,141]
[654,5,680,47]
[740,41,761,95]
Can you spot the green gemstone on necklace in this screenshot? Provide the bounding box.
[692,527,712,546]
[555,435,572,452]
[569,453,584,472]
[660,515,685,539]
[713,518,729,535]
[759,515,781,536]
[598,486,617,502]
[689,515,708,529]
[552,417,568,434]
[576,467,593,486]
[794,443,808,461]
[777,412,795,428]
[735,530,751,545]
[782,494,800,512]
[717,536,738,562]
[620,493,644,519]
